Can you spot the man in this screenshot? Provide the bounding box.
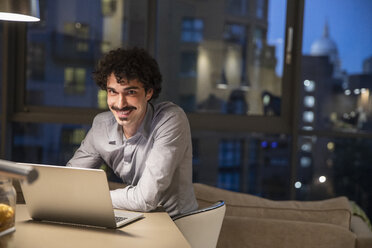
[67,47,198,217]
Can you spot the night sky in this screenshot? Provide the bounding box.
[268,0,372,76]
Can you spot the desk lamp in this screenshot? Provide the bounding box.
[0,159,38,184]
[0,0,40,22]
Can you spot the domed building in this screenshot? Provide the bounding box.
[310,22,342,79]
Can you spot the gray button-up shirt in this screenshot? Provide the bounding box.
[67,102,198,216]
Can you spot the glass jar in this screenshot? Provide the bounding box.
[0,177,16,236]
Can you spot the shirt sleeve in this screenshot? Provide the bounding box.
[66,126,103,169]
[110,109,190,212]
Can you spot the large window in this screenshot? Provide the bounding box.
[2,0,372,220]
[298,0,372,218]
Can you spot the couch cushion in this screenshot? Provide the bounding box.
[194,183,352,229]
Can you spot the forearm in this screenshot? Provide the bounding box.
[66,147,102,168]
[110,184,159,212]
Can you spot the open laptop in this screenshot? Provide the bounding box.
[19,163,143,228]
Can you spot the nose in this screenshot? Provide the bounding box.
[117,93,127,109]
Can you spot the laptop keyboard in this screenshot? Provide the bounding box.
[115,216,128,223]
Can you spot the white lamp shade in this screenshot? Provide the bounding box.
[0,0,40,22]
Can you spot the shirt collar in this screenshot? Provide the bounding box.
[135,102,153,140]
[107,117,124,145]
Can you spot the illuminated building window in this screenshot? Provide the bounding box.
[63,22,90,52]
[263,94,270,106]
[300,156,311,168]
[301,143,312,152]
[181,18,204,43]
[101,0,117,16]
[63,22,90,39]
[327,142,335,151]
[97,90,108,109]
[101,41,111,54]
[302,126,314,131]
[76,42,89,52]
[303,111,314,123]
[304,96,315,108]
[223,23,248,89]
[64,67,86,94]
[304,80,315,92]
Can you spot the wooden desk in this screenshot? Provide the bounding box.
[1,205,191,248]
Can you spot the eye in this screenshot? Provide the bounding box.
[127,90,137,95]
[107,89,117,95]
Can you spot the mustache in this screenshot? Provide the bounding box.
[111,106,137,111]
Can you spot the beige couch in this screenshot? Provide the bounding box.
[193,183,372,248]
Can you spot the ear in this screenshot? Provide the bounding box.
[145,88,154,101]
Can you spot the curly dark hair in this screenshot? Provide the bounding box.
[93,47,162,100]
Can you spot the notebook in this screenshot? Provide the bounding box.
[19,163,143,228]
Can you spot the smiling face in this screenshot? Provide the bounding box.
[106,73,153,138]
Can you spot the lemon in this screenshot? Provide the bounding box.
[0,203,15,232]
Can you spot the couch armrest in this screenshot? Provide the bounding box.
[217,216,356,248]
[194,183,351,229]
[351,215,372,248]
